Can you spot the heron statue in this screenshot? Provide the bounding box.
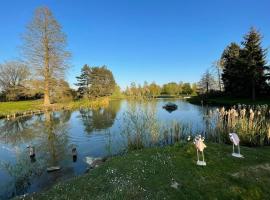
[194,135,207,166]
[229,133,244,158]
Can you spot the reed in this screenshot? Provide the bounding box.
[208,104,270,146]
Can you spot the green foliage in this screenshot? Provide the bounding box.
[148,82,161,97]
[88,66,116,97]
[221,28,269,99]
[76,65,116,98]
[161,82,179,95]
[181,83,192,95]
[75,64,91,98]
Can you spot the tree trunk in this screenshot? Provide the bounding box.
[43,11,51,106]
[44,76,50,106]
[252,79,256,101]
[217,67,222,91]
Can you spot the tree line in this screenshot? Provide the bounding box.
[198,28,270,100]
[124,82,197,97]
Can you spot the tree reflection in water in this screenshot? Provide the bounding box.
[0,110,72,199]
[79,100,121,134]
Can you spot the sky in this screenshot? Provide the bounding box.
[0,0,269,89]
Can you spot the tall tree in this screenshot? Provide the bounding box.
[221,42,242,96]
[75,64,91,98]
[21,7,71,106]
[212,59,224,91]
[241,28,267,100]
[222,28,268,99]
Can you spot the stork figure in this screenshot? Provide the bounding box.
[194,135,207,166]
[229,133,244,158]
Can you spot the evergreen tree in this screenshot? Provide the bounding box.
[221,42,242,96]
[222,28,268,99]
[241,28,268,100]
[75,64,91,98]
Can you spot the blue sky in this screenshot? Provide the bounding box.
[0,0,269,89]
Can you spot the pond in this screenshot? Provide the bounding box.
[0,99,213,199]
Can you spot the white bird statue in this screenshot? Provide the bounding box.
[194,135,207,166]
[229,133,244,158]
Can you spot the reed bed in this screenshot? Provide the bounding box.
[121,103,270,150]
[205,104,270,146]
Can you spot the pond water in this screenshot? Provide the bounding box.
[0,99,213,199]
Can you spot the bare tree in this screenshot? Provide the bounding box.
[21,7,71,106]
[211,59,224,91]
[198,70,217,94]
[0,61,30,92]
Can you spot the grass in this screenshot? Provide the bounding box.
[187,96,270,106]
[0,100,43,117]
[0,98,110,118]
[21,143,270,200]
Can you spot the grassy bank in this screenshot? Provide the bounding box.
[187,96,270,106]
[22,143,270,200]
[0,98,110,118]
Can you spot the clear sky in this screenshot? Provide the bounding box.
[0,0,269,89]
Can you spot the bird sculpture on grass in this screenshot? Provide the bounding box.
[229,133,244,158]
[194,135,207,166]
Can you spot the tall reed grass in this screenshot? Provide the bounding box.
[121,103,270,149]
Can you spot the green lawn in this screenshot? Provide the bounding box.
[0,98,110,118]
[0,100,43,117]
[23,143,270,200]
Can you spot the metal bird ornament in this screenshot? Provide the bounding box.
[229,133,244,158]
[194,135,207,166]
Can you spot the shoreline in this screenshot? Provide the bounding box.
[18,143,270,200]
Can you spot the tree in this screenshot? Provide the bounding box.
[191,83,197,95]
[241,28,267,100]
[51,79,75,102]
[148,82,161,97]
[75,64,91,98]
[198,70,217,94]
[21,7,71,106]
[88,66,116,98]
[0,61,30,100]
[112,85,122,97]
[221,42,242,96]
[221,28,268,99]
[162,82,179,95]
[181,83,192,95]
[212,59,224,91]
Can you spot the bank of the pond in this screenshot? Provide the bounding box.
[187,96,270,106]
[21,143,270,200]
[0,98,109,119]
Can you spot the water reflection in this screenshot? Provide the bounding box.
[0,116,37,145]
[0,99,210,199]
[79,100,121,133]
[0,110,72,199]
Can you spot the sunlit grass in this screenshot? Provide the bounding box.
[24,143,270,200]
[0,100,43,117]
[0,98,110,118]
